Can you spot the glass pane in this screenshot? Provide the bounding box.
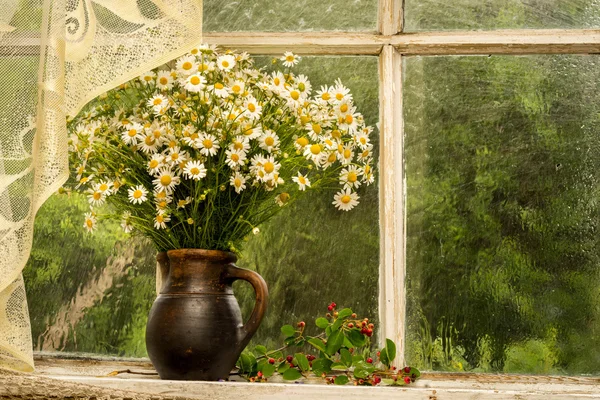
[404,0,600,31]
[203,0,378,32]
[404,54,600,375]
[25,56,380,356]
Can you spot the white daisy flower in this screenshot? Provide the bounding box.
[270,71,286,91]
[120,211,134,233]
[303,143,324,165]
[183,160,207,180]
[332,188,360,211]
[292,172,311,191]
[316,85,333,103]
[354,131,371,150]
[280,51,301,68]
[95,180,113,195]
[240,124,262,140]
[225,148,247,169]
[148,154,165,173]
[198,61,216,73]
[321,151,339,169]
[83,212,96,233]
[338,144,355,165]
[156,70,174,90]
[121,122,143,145]
[87,187,105,206]
[305,122,324,141]
[128,185,149,204]
[229,135,251,152]
[294,74,312,95]
[275,192,290,206]
[154,211,171,230]
[147,94,169,111]
[252,155,280,182]
[230,172,247,193]
[196,133,220,157]
[177,197,192,209]
[362,163,375,185]
[139,71,156,85]
[139,132,160,154]
[357,145,373,162]
[152,168,180,194]
[332,79,353,102]
[294,136,310,151]
[339,166,362,189]
[243,96,262,120]
[217,54,236,71]
[229,80,245,96]
[176,55,198,76]
[165,146,187,166]
[184,74,207,93]
[210,82,230,98]
[258,131,280,153]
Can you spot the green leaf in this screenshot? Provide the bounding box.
[340,348,353,368]
[311,358,332,375]
[239,353,256,374]
[325,330,344,355]
[337,308,353,319]
[255,345,267,356]
[267,350,283,360]
[282,368,303,381]
[315,317,329,329]
[277,361,290,374]
[348,329,367,347]
[308,337,326,353]
[353,367,369,379]
[334,375,349,385]
[381,378,396,385]
[330,362,348,371]
[409,367,421,378]
[385,339,397,364]
[343,336,354,350]
[331,318,344,331]
[281,325,296,338]
[295,353,310,372]
[284,336,296,346]
[379,347,389,367]
[261,363,276,378]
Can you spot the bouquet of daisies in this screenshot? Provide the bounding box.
[66,45,376,252]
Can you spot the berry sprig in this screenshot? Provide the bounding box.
[235,303,420,386]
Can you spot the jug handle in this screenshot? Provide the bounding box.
[224,265,269,345]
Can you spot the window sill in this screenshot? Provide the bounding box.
[2,354,598,399]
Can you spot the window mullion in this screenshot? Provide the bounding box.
[378,0,403,35]
[378,44,405,366]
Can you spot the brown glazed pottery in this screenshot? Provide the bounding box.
[146,249,268,381]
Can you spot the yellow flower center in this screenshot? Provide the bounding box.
[344,148,352,159]
[310,144,321,155]
[345,114,354,124]
[144,76,152,82]
[290,91,300,100]
[158,201,167,208]
[128,129,137,137]
[182,61,193,70]
[340,104,348,113]
[99,183,109,191]
[286,55,295,62]
[153,98,163,105]
[234,178,242,187]
[360,137,367,144]
[231,153,240,162]
[362,149,370,158]
[296,137,309,147]
[133,189,143,199]
[234,142,244,150]
[312,124,322,134]
[263,162,275,174]
[265,137,275,146]
[153,130,162,138]
[321,92,331,101]
[160,175,172,186]
[203,139,213,149]
[336,93,344,100]
[221,60,230,68]
[348,172,358,183]
[199,63,209,71]
[86,219,93,228]
[93,192,102,200]
[300,115,310,125]
[328,153,337,163]
[298,176,306,184]
[171,153,179,160]
[248,103,256,112]
[190,167,200,175]
[244,128,253,136]
[159,77,169,85]
[232,85,241,93]
[365,165,371,174]
[190,76,201,85]
[145,136,155,145]
[149,160,159,168]
[113,181,121,189]
[215,83,224,90]
[341,195,351,204]
[156,191,166,199]
[156,215,164,223]
[274,77,280,86]
[279,193,290,203]
[298,83,306,92]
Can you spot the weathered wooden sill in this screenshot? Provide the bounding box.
[12,353,600,399]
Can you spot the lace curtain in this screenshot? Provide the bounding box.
[0,0,203,372]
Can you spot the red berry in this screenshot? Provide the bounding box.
[368,323,374,329]
[366,358,373,364]
[286,355,293,363]
[377,351,381,358]
[404,366,411,374]
[404,376,411,385]
[257,371,263,377]
[366,328,373,337]
[297,321,306,328]
[327,305,333,311]
[331,302,337,308]
[268,358,275,364]
[348,323,354,328]
[307,355,316,361]
[361,321,367,327]
[351,313,357,318]
[373,375,381,385]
